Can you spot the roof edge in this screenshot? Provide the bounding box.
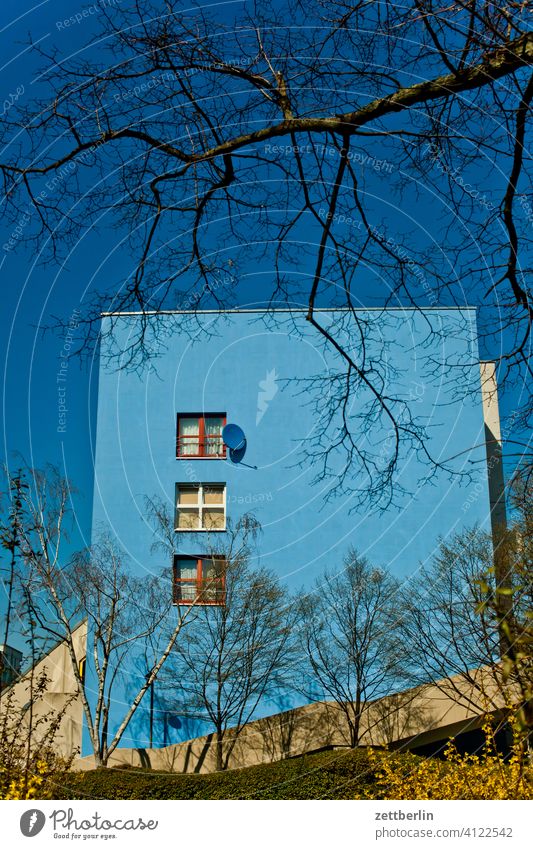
[101,306,478,317]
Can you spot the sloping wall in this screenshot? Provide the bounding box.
[0,622,86,759]
[74,666,506,774]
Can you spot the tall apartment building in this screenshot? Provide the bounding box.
[89,307,502,753]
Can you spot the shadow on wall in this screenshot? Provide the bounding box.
[74,666,507,774]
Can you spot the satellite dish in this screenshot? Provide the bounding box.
[167,715,182,730]
[230,442,247,463]
[222,423,257,470]
[222,423,246,451]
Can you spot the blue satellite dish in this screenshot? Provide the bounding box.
[230,441,247,463]
[222,423,246,451]
[167,715,182,730]
[222,422,257,469]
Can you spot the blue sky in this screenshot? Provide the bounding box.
[1,1,260,548]
[1,1,105,545]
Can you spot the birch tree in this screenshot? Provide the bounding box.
[7,465,196,767]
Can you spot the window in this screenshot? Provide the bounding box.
[175,483,226,531]
[176,414,226,458]
[173,555,226,605]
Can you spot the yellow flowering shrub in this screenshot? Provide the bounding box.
[1,671,76,800]
[365,723,533,800]
[0,749,74,800]
[3,759,48,800]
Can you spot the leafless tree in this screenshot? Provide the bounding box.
[492,467,533,739]
[155,512,298,771]
[4,465,197,767]
[1,2,531,506]
[398,500,533,740]
[0,470,27,698]
[399,530,502,703]
[0,469,74,796]
[298,548,407,747]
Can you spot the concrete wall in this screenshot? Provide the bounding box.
[0,622,86,759]
[75,667,506,774]
[480,361,507,537]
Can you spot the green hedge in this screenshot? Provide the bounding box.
[54,748,380,800]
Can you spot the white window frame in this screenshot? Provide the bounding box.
[175,482,226,532]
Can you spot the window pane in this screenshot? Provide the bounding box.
[175,559,198,580]
[200,559,225,603]
[179,418,200,436]
[203,509,225,530]
[179,417,200,455]
[204,417,224,455]
[175,559,199,603]
[202,558,225,579]
[202,583,224,602]
[178,486,199,505]
[177,508,200,530]
[203,485,224,505]
[179,439,200,456]
[178,583,197,601]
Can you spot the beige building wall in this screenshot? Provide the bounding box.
[0,622,86,759]
[480,361,507,538]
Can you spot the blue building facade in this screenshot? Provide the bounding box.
[89,307,496,751]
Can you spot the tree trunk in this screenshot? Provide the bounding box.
[350,697,362,749]
[215,727,224,771]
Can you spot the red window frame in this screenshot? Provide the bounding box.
[176,413,227,459]
[173,555,226,606]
